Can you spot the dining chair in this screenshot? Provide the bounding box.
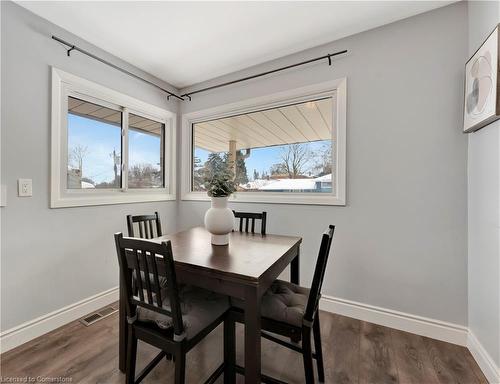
[227,225,335,384]
[126,212,165,293]
[232,210,267,235]
[114,233,230,384]
[126,211,168,293]
[127,212,162,239]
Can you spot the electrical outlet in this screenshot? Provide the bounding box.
[18,179,32,197]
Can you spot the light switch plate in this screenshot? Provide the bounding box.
[18,179,32,197]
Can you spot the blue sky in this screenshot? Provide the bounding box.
[68,114,161,184]
[194,140,330,179]
[68,113,329,184]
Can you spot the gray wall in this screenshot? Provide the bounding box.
[467,1,500,366]
[0,2,180,331]
[1,1,472,334]
[179,2,469,325]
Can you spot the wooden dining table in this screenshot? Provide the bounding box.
[118,226,302,383]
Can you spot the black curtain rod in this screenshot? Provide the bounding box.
[53,35,347,102]
[51,35,185,101]
[181,49,348,98]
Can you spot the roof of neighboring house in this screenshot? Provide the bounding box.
[240,173,332,191]
[81,181,95,189]
[258,178,316,191]
[240,179,274,190]
[314,174,332,182]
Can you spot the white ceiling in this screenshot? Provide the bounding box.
[18,1,454,89]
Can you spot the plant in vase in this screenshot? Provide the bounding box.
[203,167,237,245]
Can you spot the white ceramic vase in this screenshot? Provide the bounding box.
[204,196,235,245]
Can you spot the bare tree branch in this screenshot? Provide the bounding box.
[69,144,89,172]
[277,143,311,178]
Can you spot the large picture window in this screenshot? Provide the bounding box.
[182,80,346,205]
[192,98,334,194]
[51,68,176,208]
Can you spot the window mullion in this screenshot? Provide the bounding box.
[161,123,166,189]
[122,109,129,191]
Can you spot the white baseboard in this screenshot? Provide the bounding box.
[0,286,119,354]
[320,295,468,346]
[467,331,500,384]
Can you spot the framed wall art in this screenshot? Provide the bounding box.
[464,24,500,133]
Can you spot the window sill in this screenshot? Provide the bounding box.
[51,191,176,208]
[181,192,346,206]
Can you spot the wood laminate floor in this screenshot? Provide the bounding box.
[0,305,487,384]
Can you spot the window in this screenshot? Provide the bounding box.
[67,97,123,189]
[192,98,334,193]
[128,114,165,189]
[182,79,346,205]
[52,68,176,208]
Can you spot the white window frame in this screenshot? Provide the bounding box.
[181,78,346,206]
[51,67,176,208]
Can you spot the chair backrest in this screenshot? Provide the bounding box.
[304,225,335,324]
[233,211,267,235]
[114,233,184,337]
[127,212,162,239]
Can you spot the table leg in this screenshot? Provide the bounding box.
[119,275,127,373]
[224,314,236,384]
[291,245,300,285]
[244,286,262,383]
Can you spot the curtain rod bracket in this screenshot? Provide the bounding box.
[67,45,75,57]
[167,94,188,101]
[328,55,332,66]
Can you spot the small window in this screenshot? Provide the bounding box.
[51,68,176,208]
[67,97,122,189]
[128,114,165,189]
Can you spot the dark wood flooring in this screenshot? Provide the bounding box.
[0,305,487,383]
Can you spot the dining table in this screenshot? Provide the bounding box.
[118,226,302,383]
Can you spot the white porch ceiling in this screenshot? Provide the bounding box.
[68,97,163,134]
[194,98,332,153]
[17,1,455,89]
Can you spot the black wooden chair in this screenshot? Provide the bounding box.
[227,225,335,384]
[114,233,229,384]
[126,211,165,291]
[233,210,267,235]
[126,211,168,299]
[127,212,162,239]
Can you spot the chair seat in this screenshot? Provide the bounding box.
[137,285,230,339]
[231,280,310,327]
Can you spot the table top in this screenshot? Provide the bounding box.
[150,226,302,283]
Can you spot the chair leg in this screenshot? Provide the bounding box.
[313,316,325,383]
[302,326,315,384]
[174,351,186,384]
[224,318,236,384]
[126,325,137,384]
